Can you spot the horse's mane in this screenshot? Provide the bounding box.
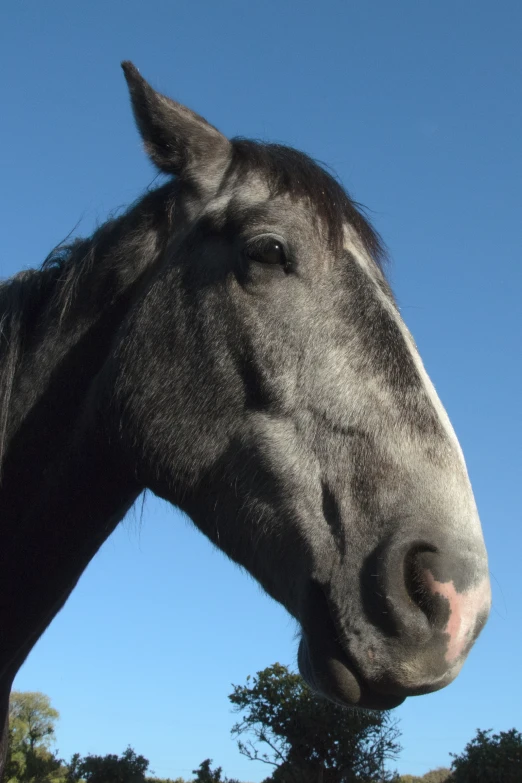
[0,266,59,478]
[0,184,174,477]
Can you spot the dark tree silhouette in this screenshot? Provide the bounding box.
[229,663,401,782]
[450,728,522,782]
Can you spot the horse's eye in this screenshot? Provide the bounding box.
[244,237,287,266]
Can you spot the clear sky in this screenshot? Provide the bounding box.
[1,1,521,780]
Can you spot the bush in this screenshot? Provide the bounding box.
[450,728,522,782]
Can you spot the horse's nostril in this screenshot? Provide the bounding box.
[362,537,490,663]
[361,541,437,640]
[404,546,447,629]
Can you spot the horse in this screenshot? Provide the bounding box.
[0,62,491,777]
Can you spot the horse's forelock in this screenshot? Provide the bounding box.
[226,139,387,270]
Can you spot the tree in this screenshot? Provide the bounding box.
[449,728,522,782]
[66,746,150,783]
[192,760,223,783]
[420,772,451,783]
[229,663,402,782]
[6,691,67,783]
[396,769,451,783]
[191,759,240,783]
[146,778,188,783]
[9,693,59,753]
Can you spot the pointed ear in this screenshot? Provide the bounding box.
[121,62,230,189]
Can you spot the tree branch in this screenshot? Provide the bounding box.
[237,740,278,768]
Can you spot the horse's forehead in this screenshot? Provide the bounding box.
[226,171,272,206]
[204,171,320,227]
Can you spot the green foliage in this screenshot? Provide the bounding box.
[192,760,223,783]
[6,691,66,783]
[229,662,401,782]
[420,769,451,783]
[449,728,522,783]
[5,746,68,783]
[422,771,451,783]
[396,768,451,783]
[66,746,150,783]
[9,692,59,752]
[146,778,189,783]
[191,759,240,783]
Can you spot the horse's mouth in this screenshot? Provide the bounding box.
[297,632,406,710]
[297,583,407,711]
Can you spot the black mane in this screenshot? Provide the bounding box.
[40,182,176,317]
[0,184,175,474]
[0,267,59,476]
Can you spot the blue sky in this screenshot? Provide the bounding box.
[1,1,521,780]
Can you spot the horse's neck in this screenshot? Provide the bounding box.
[0,426,141,677]
[0,308,143,682]
[0,191,173,684]
[0,442,141,777]
[0,684,9,783]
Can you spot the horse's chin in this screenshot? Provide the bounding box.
[297,635,406,711]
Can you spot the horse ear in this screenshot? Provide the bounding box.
[121,62,230,189]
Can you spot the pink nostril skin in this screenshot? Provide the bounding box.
[424,571,491,663]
